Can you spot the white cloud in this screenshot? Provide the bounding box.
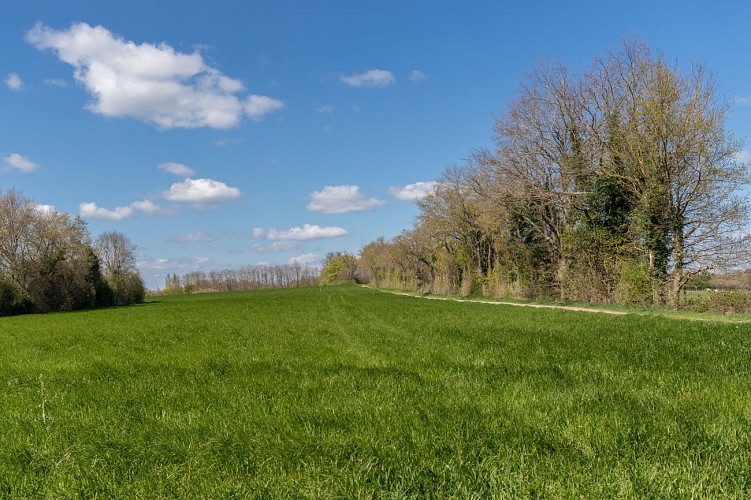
[266,224,348,241]
[163,178,241,203]
[26,22,283,129]
[245,95,284,120]
[288,253,320,266]
[130,199,161,215]
[388,181,438,201]
[2,153,40,173]
[307,185,385,214]
[409,70,427,82]
[5,73,22,90]
[250,241,302,253]
[734,150,751,163]
[735,96,751,106]
[158,162,195,177]
[340,69,395,87]
[79,202,134,220]
[33,203,57,215]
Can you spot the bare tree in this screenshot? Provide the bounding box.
[95,231,137,277]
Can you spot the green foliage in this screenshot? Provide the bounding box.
[616,259,654,306]
[685,290,751,314]
[0,276,31,316]
[108,271,145,306]
[0,286,750,496]
[321,253,358,284]
[358,40,750,309]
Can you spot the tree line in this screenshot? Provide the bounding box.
[0,189,144,316]
[357,41,750,309]
[162,263,319,294]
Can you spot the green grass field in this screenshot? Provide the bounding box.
[1,285,750,497]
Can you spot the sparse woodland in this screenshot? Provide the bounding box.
[357,41,751,309]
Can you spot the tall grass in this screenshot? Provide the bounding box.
[1,285,749,497]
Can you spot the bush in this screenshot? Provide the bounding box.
[0,278,32,316]
[685,290,751,314]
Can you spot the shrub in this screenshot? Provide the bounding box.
[685,290,751,314]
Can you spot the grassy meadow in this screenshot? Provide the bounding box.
[1,285,750,497]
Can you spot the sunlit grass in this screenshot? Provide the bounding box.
[1,285,750,497]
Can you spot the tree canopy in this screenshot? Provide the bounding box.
[357,41,750,309]
[0,189,143,316]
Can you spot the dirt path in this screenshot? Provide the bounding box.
[373,288,629,315]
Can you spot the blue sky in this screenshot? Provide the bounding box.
[2,1,751,289]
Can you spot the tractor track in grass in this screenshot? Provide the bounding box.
[366,287,628,315]
[366,286,751,323]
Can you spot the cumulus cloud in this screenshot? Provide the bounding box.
[409,70,427,82]
[79,202,134,220]
[2,153,40,173]
[245,95,284,120]
[158,162,195,177]
[340,69,395,87]
[288,253,320,266]
[26,22,284,129]
[388,181,438,202]
[79,199,165,220]
[33,203,57,215]
[266,224,348,241]
[130,199,162,215]
[307,185,385,214]
[5,73,22,90]
[163,178,241,203]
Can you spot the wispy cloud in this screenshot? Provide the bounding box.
[245,95,284,120]
[5,73,22,90]
[265,224,348,241]
[26,22,284,129]
[409,70,427,82]
[249,241,302,253]
[158,162,195,177]
[2,153,39,173]
[307,185,385,214]
[44,78,67,88]
[171,232,216,243]
[340,69,395,87]
[287,253,320,266]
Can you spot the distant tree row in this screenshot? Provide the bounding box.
[357,41,750,309]
[163,263,319,294]
[0,189,144,316]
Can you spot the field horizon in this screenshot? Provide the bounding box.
[1,285,750,497]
